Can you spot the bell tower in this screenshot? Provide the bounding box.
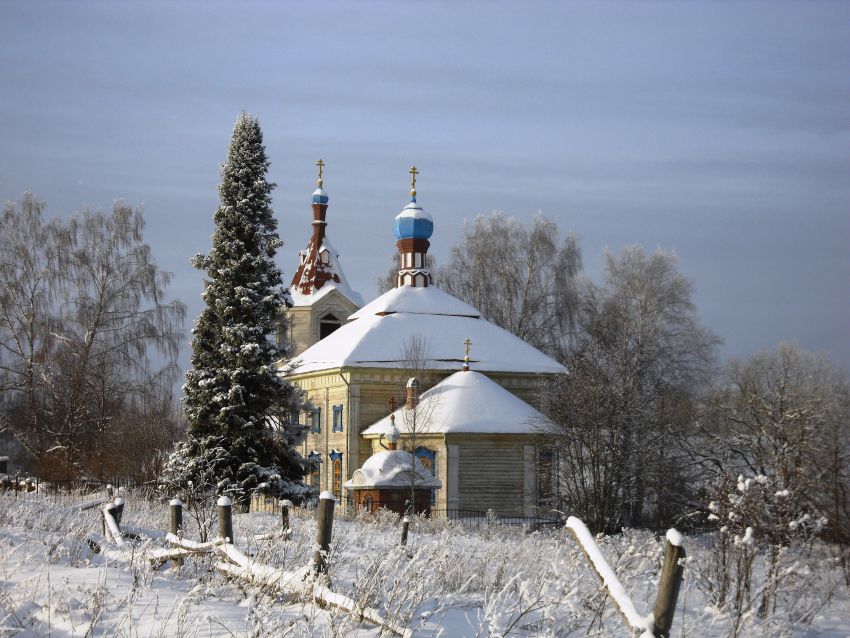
[284,161,363,356]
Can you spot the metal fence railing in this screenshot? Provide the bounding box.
[425,507,563,529]
[330,496,563,529]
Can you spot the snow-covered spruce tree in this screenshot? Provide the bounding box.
[167,113,307,506]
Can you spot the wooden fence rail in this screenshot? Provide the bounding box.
[566,516,685,637]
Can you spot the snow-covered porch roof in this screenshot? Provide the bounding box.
[362,370,551,436]
[344,450,442,490]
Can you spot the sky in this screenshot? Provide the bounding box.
[1,0,848,381]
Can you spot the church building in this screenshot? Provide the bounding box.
[280,164,565,516]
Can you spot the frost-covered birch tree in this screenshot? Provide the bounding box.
[541,246,719,532]
[395,335,441,510]
[0,193,185,479]
[172,113,307,504]
[437,212,582,360]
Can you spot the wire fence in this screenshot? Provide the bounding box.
[0,474,166,507]
[0,469,574,533]
[427,507,563,529]
[329,495,564,529]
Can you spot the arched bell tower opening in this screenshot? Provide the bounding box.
[319,312,342,340]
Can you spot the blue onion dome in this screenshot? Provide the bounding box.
[312,186,329,205]
[393,198,434,240]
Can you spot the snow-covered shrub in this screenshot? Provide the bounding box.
[159,436,233,541]
[700,472,829,636]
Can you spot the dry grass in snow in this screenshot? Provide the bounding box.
[0,492,848,637]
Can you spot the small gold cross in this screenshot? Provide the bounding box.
[409,165,419,196]
[464,337,471,362]
[388,396,396,412]
[316,159,325,186]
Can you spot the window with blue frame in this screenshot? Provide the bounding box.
[310,407,322,433]
[332,405,343,432]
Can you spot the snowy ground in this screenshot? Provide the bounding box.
[0,491,848,637]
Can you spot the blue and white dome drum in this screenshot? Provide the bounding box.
[393,199,434,240]
[312,187,329,205]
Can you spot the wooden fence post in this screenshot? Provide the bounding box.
[280,499,292,535]
[400,501,412,547]
[113,496,125,527]
[218,495,234,544]
[314,491,336,575]
[652,529,686,638]
[170,497,184,566]
[400,514,410,546]
[170,498,183,536]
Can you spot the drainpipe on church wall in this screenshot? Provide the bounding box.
[324,387,329,493]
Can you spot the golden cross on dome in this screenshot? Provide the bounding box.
[316,159,325,186]
[464,337,472,364]
[388,395,397,412]
[409,165,419,196]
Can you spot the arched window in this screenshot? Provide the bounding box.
[329,450,343,500]
[308,451,321,491]
[319,313,342,340]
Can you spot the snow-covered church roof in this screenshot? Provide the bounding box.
[287,283,566,375]
[290,236,364,307]
[349,285,479,319]
[363,369,549,436]
[343,450,442,489]
[284,168,565,376]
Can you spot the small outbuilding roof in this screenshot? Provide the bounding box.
[363,369,549,436]
[344,450,442,489]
